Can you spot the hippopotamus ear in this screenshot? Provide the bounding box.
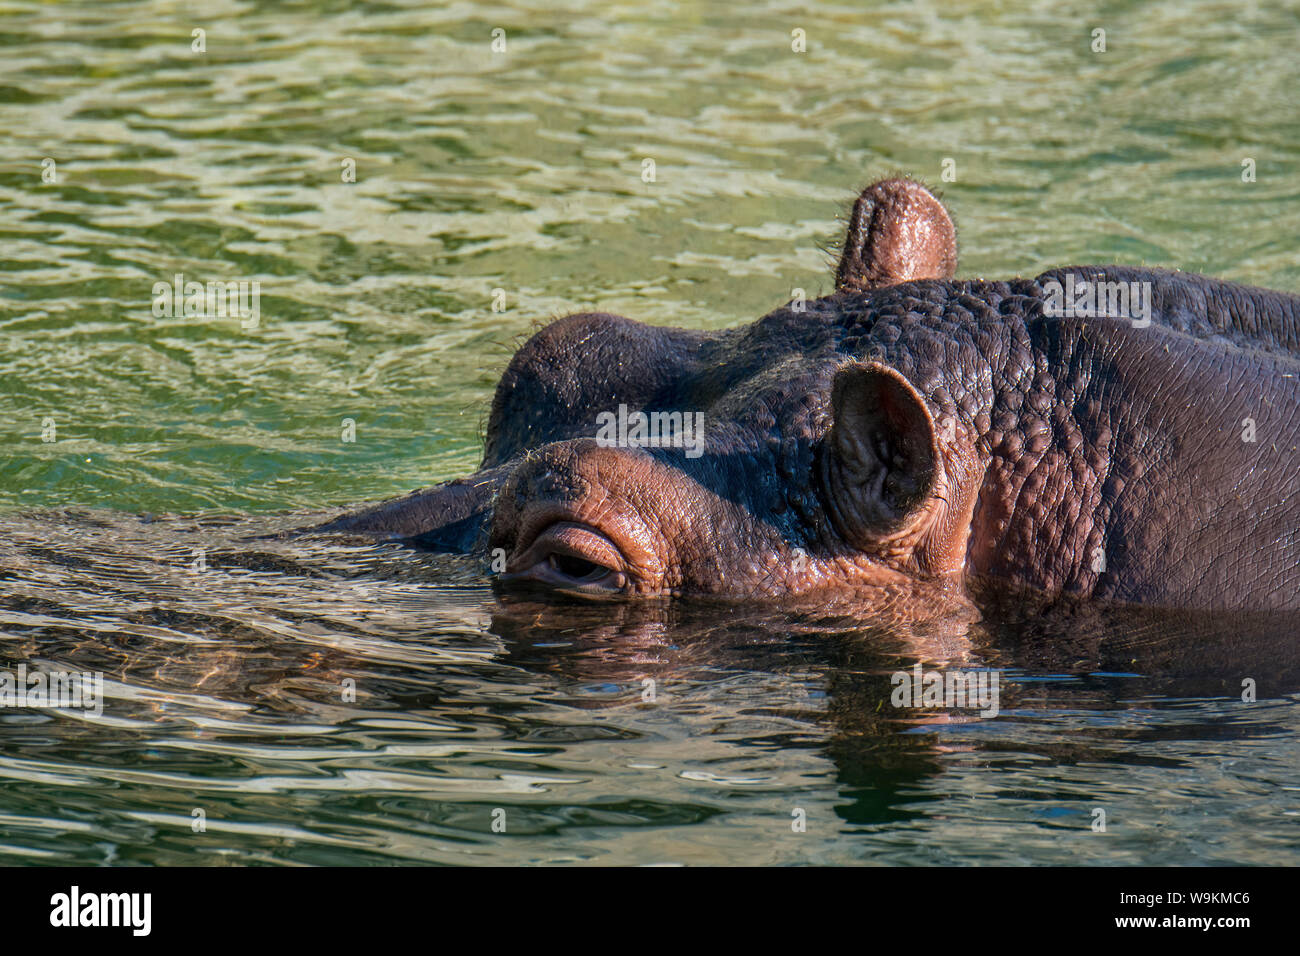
[823,361,939,542]
[835,178,957,292]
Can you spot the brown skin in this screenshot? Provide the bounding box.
[834,178,958,292]
[321,178,1300,612]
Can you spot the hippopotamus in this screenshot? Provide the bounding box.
[319,179,1299,612]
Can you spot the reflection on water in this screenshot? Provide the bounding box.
[0,509,1296,866]
[0,0,1297,865]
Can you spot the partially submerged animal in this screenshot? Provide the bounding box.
[321,179,1298,611]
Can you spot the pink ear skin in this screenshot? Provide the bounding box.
[821,362,979,578]
[824,362,938,537]
[835,178,958,292]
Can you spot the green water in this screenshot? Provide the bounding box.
[0,0,1297,866]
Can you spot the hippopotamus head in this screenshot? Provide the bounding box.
[323,179,1300,611]
[485,179,975,603]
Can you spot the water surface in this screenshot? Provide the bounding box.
[0,0,1297,865]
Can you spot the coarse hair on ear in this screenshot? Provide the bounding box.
[835,178,957,292]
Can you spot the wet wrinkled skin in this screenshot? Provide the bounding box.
[320,178,1299,613]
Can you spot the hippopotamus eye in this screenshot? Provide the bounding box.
[547,552,612,583]
[501,521,629,597]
